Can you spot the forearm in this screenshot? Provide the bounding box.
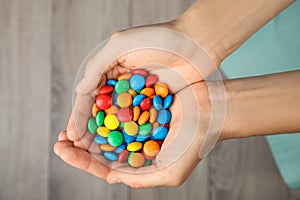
[222,70,300,140]
[175,0,294,66]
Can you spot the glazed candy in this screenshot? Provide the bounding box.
[87,69,173,167]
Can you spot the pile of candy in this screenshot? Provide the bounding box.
[87,69,173,167]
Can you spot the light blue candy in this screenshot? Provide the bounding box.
[130,74,145,90]
[163,94,173,109]
[132,94,146,106]
[153,95,163,110]
[123,130,136,144]
[114,144,126,154]
[94,135,107,144]
[103,152,118,161]
[107,79,117,86]
[157,109,171,124]
[136,134,150,142]
[151,126,168,140]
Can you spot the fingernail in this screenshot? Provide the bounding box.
[109,177,121,184]
[75,78,85,93]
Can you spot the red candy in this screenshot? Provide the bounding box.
[162,123,169,128]
[118,150,129,163]
[140,97,152,111]
[96,94,112,110]
[145,74,158,87]
[132,69,148,77]
[98,85,113,94]
[117,107,133,122]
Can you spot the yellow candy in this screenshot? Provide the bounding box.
[92,103,99,117]
[124,121,138,136]
[138,111,149,125]
[133,106,140,121]
[118,72,132,80]
[117,92,132,108]
[97,126,110,137]
[127,142,143,151]
[140,88,155,97]
[128,89,137,97]
[155,82,168,98]
[104,105,119,115]
[100,144,116,152]
[149,108,157,123]
[104,114,119,130]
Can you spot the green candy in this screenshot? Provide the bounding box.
[96,111,104,126]
[119,122,125,128]
[138,123,152,136]
[115,80,129,94]
[135,89,141,93]
[108,131,124,147]
[144,160,152,166]
[87,117,97,134]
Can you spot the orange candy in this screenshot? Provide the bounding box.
[118,72,132,80]
[133,106,140,121]
[128,153,145,168]
[149,107,157,123]
[138,111,150,125]
[92,103,99,117]
[155,82,168,98]
[100,144,116,152]
[152,121,159,130]
[143,140,160,157]
[117,92,132,108]
[104,105,119,115]
[140,88,155,97]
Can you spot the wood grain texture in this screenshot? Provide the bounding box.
[0,0,51,199]
[50,1,131,200]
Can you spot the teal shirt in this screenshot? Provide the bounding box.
[220,1,300,189]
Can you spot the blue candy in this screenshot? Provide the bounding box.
[130,74,145,90]
[114,144,126,154]
[157,109,171,124]
[132,94,146,106]
[163,94,173,109]
[112,92,118,106]
[123,130,136,144]
[94,135,107,144]
[103,152,118,161]
[153,95,163,110]
[107,79,117,86]
[136,134,150,142]
[151,126,168,140]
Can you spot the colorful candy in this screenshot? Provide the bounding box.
[87,69,173,167]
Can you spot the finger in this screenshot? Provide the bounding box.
[54,140,110,179]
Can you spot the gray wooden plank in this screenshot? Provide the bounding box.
[50,1,131,200]
[209,137,291,200]
[0,0,51,199]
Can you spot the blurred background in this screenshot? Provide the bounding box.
[1,0,299,200]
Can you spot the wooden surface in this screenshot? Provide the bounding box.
[1,0,299,200]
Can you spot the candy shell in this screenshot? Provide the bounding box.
[149,107,157,123]
[124,121,138,136]
[128,88,137,97]
[136,134,150,142]
[152,121,159,130]
[115,79,129,94]
[123,130,136,144]
[87,118,97,134]
[96,111,105,126]
[132,94,146,106]
[94,135,107,144]
[100,144,116,152]
[145,74,158,87]
[117,107,133,122]
[104,152,118,161]
[97,126,110,137]
[144,160,152,166]
[157,109,171,124]
[130,74,145,90]
[104,114,119,130]
[96,94,112,110]
[143,154,156,160]
[138,111,150,125]
[151,126,168,140]
[127,142,143,151]
[128,153,145,168]
[117,92,132,108]
[118,72,132,80]
[153,95,163,110]
[132,69,147,77]
[163,123,169,128]
[118,150,129,163]
[119,122,125,128]
[155,82,168,98]
[92,103,99,117]
[140,88,154,97]
[138,122,152,136]
[143,140,160,157]
[112,92,118,105]
[163,94,173,109]
[140,97,152,111]
[104,105,119,115]
[133,106,140,121]
[115,144,126,154]
[107,79,117,86]
[98,85,113,94]
[108,131,124,147]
